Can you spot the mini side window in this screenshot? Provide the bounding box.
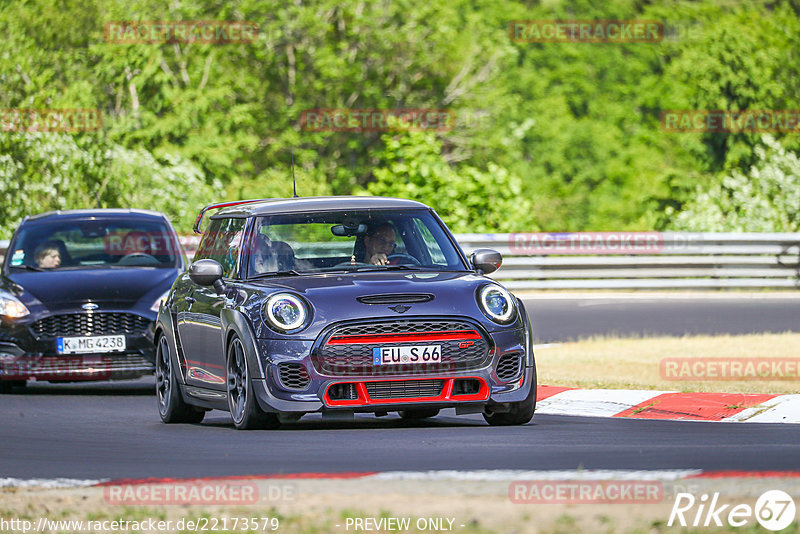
[193,218,246,278]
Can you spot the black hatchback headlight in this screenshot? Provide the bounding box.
[262,293,310,332]
[477,284,517,325]
[0,289,30,319]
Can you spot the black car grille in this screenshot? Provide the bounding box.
[278,362,311,390]
[32,313,150,338]
[330,319,473,336]
[314,319,491,376]
[0,331,23,344]
[496,352,523,381]
[364,379,445,399]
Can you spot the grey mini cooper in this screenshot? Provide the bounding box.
[155,196,536,429]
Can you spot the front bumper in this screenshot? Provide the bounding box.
[249,324,533,414]
[0,314,156,382]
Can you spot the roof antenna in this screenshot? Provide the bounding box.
[291,152,298,198]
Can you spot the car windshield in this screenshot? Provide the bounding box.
[244,209,466,277]
[6,218,181,270]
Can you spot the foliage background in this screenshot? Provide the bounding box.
[1,0,798,237]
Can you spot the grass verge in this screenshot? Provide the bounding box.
[536,332,800,394]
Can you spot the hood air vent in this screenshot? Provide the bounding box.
[356,294,434,305]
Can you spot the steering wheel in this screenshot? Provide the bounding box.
[117,253,159,266]
[387,253,422,266]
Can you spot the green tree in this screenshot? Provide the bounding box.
[670,135,800,232]
[0,132,217,237]
[365,130,536,233]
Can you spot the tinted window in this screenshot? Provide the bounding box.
[8,218,180,270]
[194,217,246,278]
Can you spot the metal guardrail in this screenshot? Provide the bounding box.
[2,232,799,290]
[457,232,800,289]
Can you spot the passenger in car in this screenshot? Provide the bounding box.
[252,235,295,273]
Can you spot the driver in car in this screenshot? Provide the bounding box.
[363,223,397,266]
[121,231,153,256]
[34,242,62,269]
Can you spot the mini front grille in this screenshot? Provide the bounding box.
[496,353,523,381]
[278,362,311,390]
[315,319,492,377]
[32,313,150,338]
[365,379,445,399]
[331,320,475,337]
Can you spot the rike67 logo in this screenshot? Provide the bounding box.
[669,490,796,531]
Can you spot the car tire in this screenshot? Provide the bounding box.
[398,408,440,419]
[226,335,280,430]
[0,380,26,394]
[156,334,205,424]
[483,365,537,426]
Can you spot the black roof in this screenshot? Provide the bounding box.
[25,209,169,222]
[210,196,430,219]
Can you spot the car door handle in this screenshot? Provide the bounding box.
[184,296,196,304]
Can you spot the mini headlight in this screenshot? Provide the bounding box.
[478,285,516,324]
[0,290,30,319]
[264,293,308,331]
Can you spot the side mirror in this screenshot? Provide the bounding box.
[471,249,502,275]
[189,259,225,293]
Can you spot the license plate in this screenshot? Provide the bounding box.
[372,345,441,365]
[57,335,126,354]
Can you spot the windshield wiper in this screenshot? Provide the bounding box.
[249,269,303,279]
[9,264,45,272]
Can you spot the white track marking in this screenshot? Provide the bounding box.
[536,388,675,418]
[0,477,105,488]
[723,395,800,423]
[369,470,702,481]
[517,292,800,300]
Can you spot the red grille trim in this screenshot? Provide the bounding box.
[327,329,481,346]
[323,376,490,407]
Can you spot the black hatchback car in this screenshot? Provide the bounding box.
[0,209,185,391]
[156,197,536,429]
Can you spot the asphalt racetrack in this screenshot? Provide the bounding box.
[526,293,800,343]
[3,294,800,481]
